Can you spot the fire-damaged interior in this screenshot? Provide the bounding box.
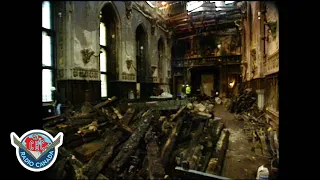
[41,1,279,179]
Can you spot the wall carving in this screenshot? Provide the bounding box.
[146,77,159,83]
[151,18,156,35]
[72,67,99,79]
[241,63,247,80]
[266,76,278,112]
[81,48,95,64]
[250,48,257,76]
[124,1,132,19]
[58,69,65,79]
[265,21,277,40]
[122,72,135,81]
[264,51,279,75]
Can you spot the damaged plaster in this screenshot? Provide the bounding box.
[56,1,171,83]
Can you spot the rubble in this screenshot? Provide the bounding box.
[43,97,230,179]
[228,89,257,114]
[227,88,277,167]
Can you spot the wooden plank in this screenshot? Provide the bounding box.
[161,113,186,166]
[73,140,105,163]
[43,114,64,121]
[169,106,186,122]
[82,108,136,179]
[207,129,230,175]
[93,96,117,110]
[109,110,156,172]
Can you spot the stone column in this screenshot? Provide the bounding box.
[256,89,265,110]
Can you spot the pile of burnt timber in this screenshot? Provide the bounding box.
[229,89,271,158]
[43,97,230,180]
[170,99,230,177]
[228,89,257,114]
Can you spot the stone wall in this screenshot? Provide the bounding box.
[53,1,172,104]
[55,1,171,83]
[239,1,279,119]
[240,1,279,81]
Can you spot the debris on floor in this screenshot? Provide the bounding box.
[42,97,230,180]
[228,88,257,114]
[224,89,279,179]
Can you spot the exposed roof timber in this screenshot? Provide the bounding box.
[174,21,237,35]
[190,6,237,13]
[173,13,241,25]
[174,19,217,28]
[167,8,241,23]
[172,15,241,30]
[165,12,188,21]
[177,31,238,40]
[171,11,240,24]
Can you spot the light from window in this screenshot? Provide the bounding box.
[100,48,107,72]
[42,1,51,29]
[42,69,53,102]
[101,74,107,97]
[146,1,156,8]
[100,22,107,46]
[186,1,204,12]
[42,31,52,67]
[225,1,235,5]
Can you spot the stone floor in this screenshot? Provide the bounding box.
[214,104,270,179]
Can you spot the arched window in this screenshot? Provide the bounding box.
[100,4,118,98]
[42,1,55,102]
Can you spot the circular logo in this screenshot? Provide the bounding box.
[10,130,64,172]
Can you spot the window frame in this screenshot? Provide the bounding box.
[42,1,56,103]
[100,45,108,99]
[100,20,108,99]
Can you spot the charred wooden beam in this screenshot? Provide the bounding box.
[187,145,204,170]
[93,96,117,110]
[112,106,123,119]
[109,110,156,173]
[181,122,205,169]
[64,132,101,149]
[207,129,230,175]
[71,112,98,119]
[82,129,120,179]
[169,106,186,122]
[92,105,133,134]
[129,109,147,130]
[49,157,69,179]
[146,140,165,180]
[43,118,66,128]
[43,114,65,121]
[211,121,225,145]
[121,107,136,125]
[143,120,166,180]
[82,109,136,179]
[161,112,186,166]
[197,125,215,172]
[73,140,105,163]
[121,149,143,180]
[53,147,106,179]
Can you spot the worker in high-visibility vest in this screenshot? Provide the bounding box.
[185,85,191,97]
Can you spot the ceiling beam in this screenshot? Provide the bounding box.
[174,21,237,37]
